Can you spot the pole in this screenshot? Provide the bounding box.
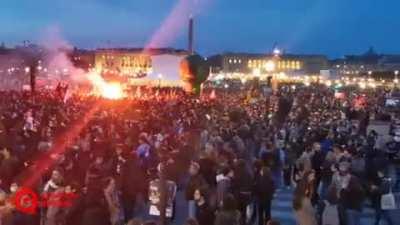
[30,64,36,95]
[159,162,167,225]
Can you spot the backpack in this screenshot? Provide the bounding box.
[322,200,339,225]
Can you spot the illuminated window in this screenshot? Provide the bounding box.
[296,62,301,70]
[229,59,232,64]
[234,59,237,64]
[238,59,241,63]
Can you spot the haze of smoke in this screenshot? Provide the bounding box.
[39,26,88,84]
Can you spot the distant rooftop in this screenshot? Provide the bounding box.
[213,52,327,59]
[95,47,190,55]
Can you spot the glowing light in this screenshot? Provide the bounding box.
[394,79,399,84]
[25,67,30,73]
[253,68,261,77]
[277,72,287,80]
[359,82,366,89]
[304,82,310,86]
[88,72,124,99]
[265,60,275,72]
[369,83,376,88]
[325,80,332,86]
[101,83,124,99]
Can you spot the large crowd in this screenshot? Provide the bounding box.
[0,84,399,225]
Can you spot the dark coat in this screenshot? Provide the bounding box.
[253,174,275,202]
[214,210,240,225]
[80,206,111,225]
[185,174,207,201]
[340,177,365,211]
[196,202,215,225]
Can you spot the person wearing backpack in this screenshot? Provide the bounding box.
[321,186,340,225]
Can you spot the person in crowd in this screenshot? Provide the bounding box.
[0,83,398,225]
[0,148,19,190]
[183,218,199,225]
[104,177,124,225]
[186,162,208,219]
[80,191,111,225]
[0,190,13,225]
[369,170,394,225]
[292,171,318,225]
[126,218,143,225]
[320,186,340,225]
[266,219,280,225]
[43,169,64,193]
[232,159,252,225]
[216,166,234,208]
[214,194,240,225]
[339,172,365,225]
[194,188,215,225]
[120,154,146,222]
[253,167,275,225]
[44,186,67,225]
[311,142,324,204]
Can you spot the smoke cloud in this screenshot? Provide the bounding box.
[39,26,87,84]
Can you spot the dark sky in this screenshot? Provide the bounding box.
[1,0,400,58]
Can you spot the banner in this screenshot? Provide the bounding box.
[148,179,177,218]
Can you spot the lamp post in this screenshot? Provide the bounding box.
[394,70,399,88]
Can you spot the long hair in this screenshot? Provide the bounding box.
[292,179,307,211]
[293,169,315,210]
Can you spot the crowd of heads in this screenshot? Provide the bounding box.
[0,83,398,225]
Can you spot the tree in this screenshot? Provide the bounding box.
[179,54,209,94]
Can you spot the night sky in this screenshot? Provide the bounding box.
[1,0,400,57]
